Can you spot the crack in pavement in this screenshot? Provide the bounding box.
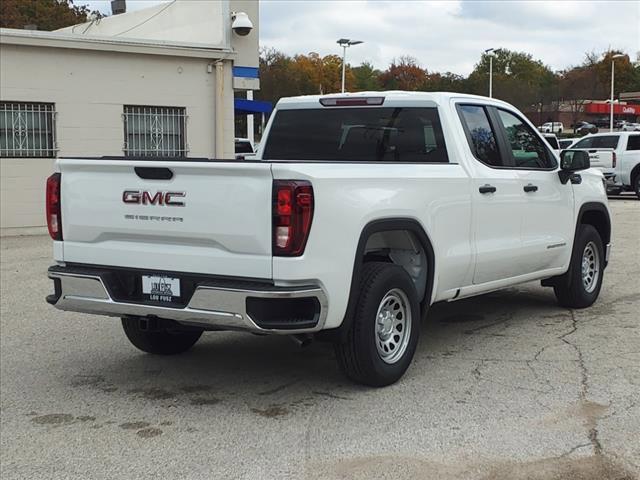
[556,442,593,459]
[258,379,300,396]
[559,309,604,456]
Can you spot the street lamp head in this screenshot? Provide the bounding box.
[612,53,625,60]
[485,48,496,56]
[337,38,363,47]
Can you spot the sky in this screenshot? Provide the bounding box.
[81,0,640,75]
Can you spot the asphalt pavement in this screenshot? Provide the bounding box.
[1,197,638,480]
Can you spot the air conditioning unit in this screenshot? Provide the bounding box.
[111,0,126,15]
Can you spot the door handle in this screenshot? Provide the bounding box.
[523,184,538,193]
[479,184,497,194]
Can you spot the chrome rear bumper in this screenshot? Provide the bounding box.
[48,267,328,334]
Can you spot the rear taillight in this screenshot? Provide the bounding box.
[46,173,62,240]
[273,180,314,256]
[612,152,616,168]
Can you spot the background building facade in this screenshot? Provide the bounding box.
[0,0,259,234]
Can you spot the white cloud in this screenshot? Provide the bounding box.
[78,0,640,75]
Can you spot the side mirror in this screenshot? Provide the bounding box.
[559,150,590,184]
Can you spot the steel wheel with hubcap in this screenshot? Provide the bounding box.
[581,241,600,294]
[375,289,412,364]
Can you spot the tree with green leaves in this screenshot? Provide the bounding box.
[467,49,558,110]
[352,62,382,91]
[0,0,101,31]
[423,72,467,92]
[256,46,637,117]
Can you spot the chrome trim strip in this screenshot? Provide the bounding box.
[48,271,328,335]
[605,243,611,263]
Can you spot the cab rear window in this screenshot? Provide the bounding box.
[573,136,620,149]
[262,107,449,162]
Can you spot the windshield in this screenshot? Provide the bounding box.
[573,136,620,149]
[263,107,449,162]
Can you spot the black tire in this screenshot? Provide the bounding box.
[121,317,202,355]
[553,225,604,308]
[334,262,420,387]
[634,174,640,200]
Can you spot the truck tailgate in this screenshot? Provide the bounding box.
[58,159,273,279]
[578,149,615,170]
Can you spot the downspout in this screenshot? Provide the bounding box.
[215,60,225,159]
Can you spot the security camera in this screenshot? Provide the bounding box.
[231,12,253,36]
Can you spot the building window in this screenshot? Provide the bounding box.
[123,106,187,157]
[0,102,56,158]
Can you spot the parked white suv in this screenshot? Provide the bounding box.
[538,121,564,133]
[46,92,612,386]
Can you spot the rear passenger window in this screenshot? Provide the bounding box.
[496,109,556,169]
[627,135,640,151]
[458,105,503,166]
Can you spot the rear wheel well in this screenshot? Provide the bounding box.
[320,219,435,343]
[363,230,429,303]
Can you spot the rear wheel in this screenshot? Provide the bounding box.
[553,225,604,308]
[121,317,203,355]
[334,262,420,387]
[634,174,640,199]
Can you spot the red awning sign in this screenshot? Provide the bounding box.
[584,103,639,115]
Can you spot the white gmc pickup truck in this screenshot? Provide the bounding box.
[46,92,612,386]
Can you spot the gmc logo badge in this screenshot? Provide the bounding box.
[123,190,186,206]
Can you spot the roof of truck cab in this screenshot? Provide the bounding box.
[275,91,513,109]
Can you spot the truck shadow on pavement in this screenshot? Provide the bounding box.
[65,285,565,400]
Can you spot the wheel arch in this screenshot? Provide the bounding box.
[630,163,640,188]
[320,218,436,342]
[577,202,611,247]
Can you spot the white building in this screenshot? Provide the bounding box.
[0,0,259,234]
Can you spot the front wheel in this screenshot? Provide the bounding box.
[553,225,604,308]
[634,175,640,199]
[334,262,420,387]
[121,317,203,355]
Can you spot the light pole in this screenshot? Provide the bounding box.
[485,48,496,98]
[337,38,363,93]
[610,53,625,132]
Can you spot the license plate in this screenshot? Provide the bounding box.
[142,275,181,303]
